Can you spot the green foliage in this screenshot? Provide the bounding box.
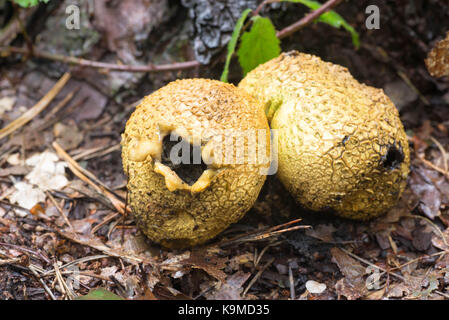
[12,0,49,8]
[76,288,124,300]
[237,16,281,76]
[283,0,360,49]
[220,8,252,83]
[220,0,359,80]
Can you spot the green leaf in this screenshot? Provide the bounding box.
[220,8,252,83]
[283,0,360,49]
[76,288,124,300]
[237,16,281,76]
[13,0,49,8]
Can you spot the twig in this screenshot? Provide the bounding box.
[0,241,51,264]
[54,228,157,267]
[277,0,344,39]
[389,250,449,272]
[34,88,79,131]
[430,136,448,173]
[1,46,201,73]
[413,215,448,248]
[28,264,57,300]
[217,219,308,247]
[71,143,121,162]
[397,70,430,106]
[54,262,76,300]
[42,254,109,277]
[417,154,449,180]
[340,248,405,281]
[242,257,275,297]
[91,211,120,235]
[52,141,128,215]
[45,190,74,232]
[288,263,295,300]
[0,257,22,266]
[255,240,282,267]
[0,73,71,140]
[253,0,278,16]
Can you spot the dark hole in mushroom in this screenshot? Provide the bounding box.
[160,134,207,186]
[381,143,404,170]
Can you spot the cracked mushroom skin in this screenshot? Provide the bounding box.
[238,51,410,219]
[121,79,270,248]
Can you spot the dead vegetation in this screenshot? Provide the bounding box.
[0,0,449,300]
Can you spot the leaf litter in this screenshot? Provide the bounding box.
[1,0,449,301]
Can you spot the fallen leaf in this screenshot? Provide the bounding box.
[53,121,83,150]
[207,272,251,300]
[331,248,368,300]
[384,80,417,110]
[412,225,433,252]
[409,167,442,219]
[306,224,336,243]
[181,249,227,282]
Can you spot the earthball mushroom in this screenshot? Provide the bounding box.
[238,51,410,219]
[121,79,271,248]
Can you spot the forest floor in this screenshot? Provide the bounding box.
[0,0,449,300]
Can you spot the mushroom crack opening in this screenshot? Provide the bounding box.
[381,143,404,171]
[160,134,207,186]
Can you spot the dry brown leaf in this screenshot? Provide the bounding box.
[206,272,251,300]
[305,224,336,243]
[181,249,227,282]
[331,247,368,300]
[53,121,83,151]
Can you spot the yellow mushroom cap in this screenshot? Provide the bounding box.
[239,51,410,219]
[121,79,271,248]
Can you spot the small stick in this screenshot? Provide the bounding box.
[288,263,295,300]
[340,248,405,281]
[430,136,448,173]
[72,144,120,161]
[0,241,51,264]
[413,215,448,248]
[0,73,71,140]
[221,218,304,245]
[54,227,157,267]
[389,250,449,272]
[52,141,128,214]
[28,265,57,300]
[0,257,22,266]
[35,88,79,129]
[54,262,76,300]
[45,190,74,231]
[242,257,275,297]
[417,154,449,180]
[277,0,344,39]
[91,211,120,234]
[255,240,282,267]
[42,254,108,277]
[1,46,200,73]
